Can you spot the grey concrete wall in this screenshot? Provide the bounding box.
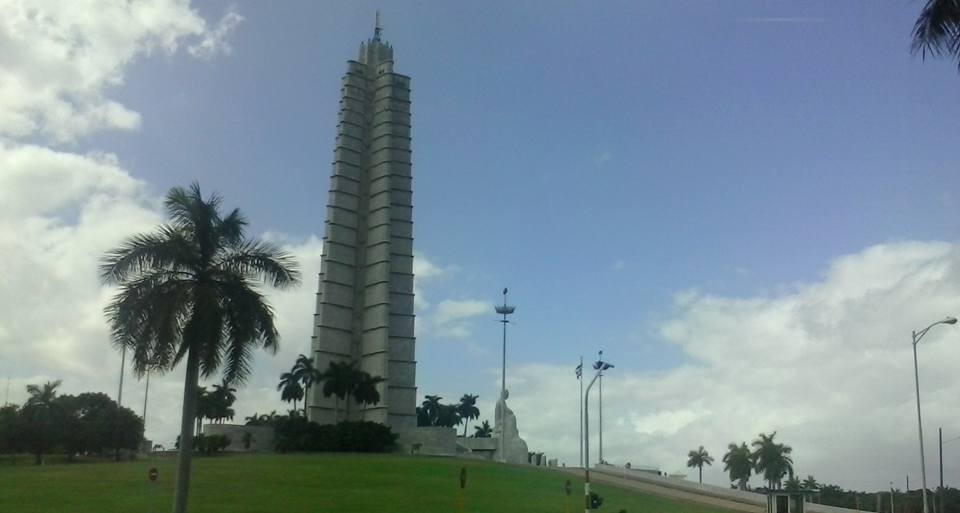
[396,426,457,456]
[201,424,274,453]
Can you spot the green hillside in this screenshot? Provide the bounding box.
[0,454,734,513]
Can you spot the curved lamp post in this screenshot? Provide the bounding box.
[913,316,957,513]
[583,357,613,513]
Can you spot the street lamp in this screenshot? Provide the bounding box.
[912,316,956,513]
[583,356,613,513]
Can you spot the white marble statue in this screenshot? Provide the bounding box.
[493,389,529,464]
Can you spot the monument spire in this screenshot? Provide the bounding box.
[308,25,415,431]
[373,11,382,41]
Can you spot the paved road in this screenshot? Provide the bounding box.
[561,468,764,513]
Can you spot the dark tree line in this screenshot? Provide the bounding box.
[415,394,487,437]
[0,381,143,465]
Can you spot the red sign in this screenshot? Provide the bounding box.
[148,467,159,482]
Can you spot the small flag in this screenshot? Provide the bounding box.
[593,360,603,370]
[575,363,582,379]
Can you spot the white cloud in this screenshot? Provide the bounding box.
[595,151,613,165]
[0,0,252,446]
[421,299,491,340]
[188,7,244,59]
[505,241,960,490]
[0,0,241,142]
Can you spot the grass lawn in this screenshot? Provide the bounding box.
[0,453,733,513]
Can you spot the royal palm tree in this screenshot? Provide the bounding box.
[292,354,322,416]
[354,374,385,412]
[751,432,794,489]
[210,380,236,424]
[687,446,714,484]
[194,386,209,433]
[784,475,801,492]
[421,395,442,425]
[722,442,753,490]
[802,475,819,491]
[277,371,304,412]
[23,380,62,465]
[101,183,300,513]
[912,0,960,69]
[321,360,358,421]
[473,420,493,438]
[456,394,480,437]
[435,404,461,428]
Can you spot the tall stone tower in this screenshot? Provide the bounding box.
[307,17,416,432]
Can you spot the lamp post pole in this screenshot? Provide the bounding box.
[578,356,584,468]
[912,317,957,513]
[598,350,603,465]
[583,357,613,513]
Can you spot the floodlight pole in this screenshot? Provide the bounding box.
[912,317,957,513]
[142,371,150,432]
[583,358,613,513]
[117,346,126,406]
[495,288,515,462]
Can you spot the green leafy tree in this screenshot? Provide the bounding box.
[722,442,753,490]
[687,445,714,484]
[912,0,960,69]
[751,432,794,489]
[456,394,480,437]
[55,392,143,460]
[0,404,20,460]
[473,420,493,438]
[802,475,819,491]
[101,183,300,513]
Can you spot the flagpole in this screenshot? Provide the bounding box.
[578,356,583,468]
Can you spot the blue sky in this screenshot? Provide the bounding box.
[3,0,960,490]
[96,1,960,379]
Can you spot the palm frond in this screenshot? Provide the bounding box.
[216,240,301,289]
[912,0,960,64]
[100,225,194,284]
[217,208,248,246]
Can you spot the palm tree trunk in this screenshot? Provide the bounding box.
[173,348,201,513]
[699,466,703,484]
[463,419,469,438]
[303,386,309,417]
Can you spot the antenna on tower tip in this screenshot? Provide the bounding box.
[374,11,382,41]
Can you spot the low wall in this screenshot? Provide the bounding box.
[457,437,497,461]
[396,426,457,456]
[201,424,274,453]
[594,464,867,513]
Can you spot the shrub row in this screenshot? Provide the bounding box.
[274,417,397,453]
